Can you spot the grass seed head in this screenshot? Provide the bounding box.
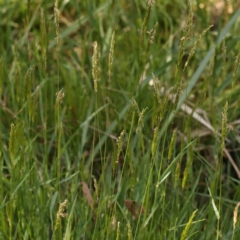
[127,221,132,240]
[140,0,154,59]
[131,98,140,115]
[175,0,194,77]
[180,209,198,240]
[233,202,240,229]
[221,101,228,150]
[108,31,115,84]
[174,162,181,188]
[116,130,125,163]
[54,0,61,51]
[116,221,120,240]
[182,149,193,189]
[184,25,213,71]
[232,50,240,88]
[221,38,227,80]
[55,199,68,231]
[55,89,65,125]
[168,128,177,161]
[93,176,99,201]
[136,108,148,134]
[207,50,215,77]
[92,41,100,92]
[151,127,158,157]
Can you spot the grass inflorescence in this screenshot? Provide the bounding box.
[1,0,240,239]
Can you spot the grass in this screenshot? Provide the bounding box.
[1,0,240,239]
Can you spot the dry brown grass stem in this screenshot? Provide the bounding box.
[157,87,240,178]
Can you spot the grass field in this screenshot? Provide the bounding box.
[1,0,240,239]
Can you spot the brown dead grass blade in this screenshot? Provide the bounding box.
[81,181,93,210]
[124,199,145,220]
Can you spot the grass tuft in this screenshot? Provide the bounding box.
[1,1,240,239]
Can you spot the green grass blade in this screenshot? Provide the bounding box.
[11,163,36,197]
[158,9,240,138]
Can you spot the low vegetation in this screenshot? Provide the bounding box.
[0,0,240,239]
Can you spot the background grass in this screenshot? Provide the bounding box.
[1,0,240,239]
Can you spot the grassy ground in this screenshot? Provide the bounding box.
[1,0,240,239]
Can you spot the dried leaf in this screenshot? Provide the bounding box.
[81,181,93,210]
[124,199,145,220]
[124,200,137,219]
[138,204,145,215]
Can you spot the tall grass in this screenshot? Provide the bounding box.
[0,0,240,239]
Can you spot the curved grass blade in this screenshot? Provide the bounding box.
[11,163,36,197]
[156,138,197,186]
[158,9,240,139]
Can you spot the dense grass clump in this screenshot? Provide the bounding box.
[1,0,240,239]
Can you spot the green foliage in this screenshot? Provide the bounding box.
[1,0,240,239]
